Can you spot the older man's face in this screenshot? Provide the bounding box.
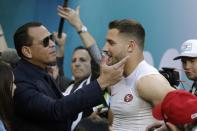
[71,49,91,82]
[26,26,56,68]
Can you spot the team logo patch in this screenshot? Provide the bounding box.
[124,94,133,102]
[182,43,192,51]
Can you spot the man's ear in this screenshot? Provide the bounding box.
[22,46,32,58]
[128,40,135,53]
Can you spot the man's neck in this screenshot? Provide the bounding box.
[123,55,144,77]
[23,58,46,70]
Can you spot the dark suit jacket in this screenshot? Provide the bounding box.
[13,59,104,131]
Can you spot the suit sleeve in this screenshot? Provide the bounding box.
[13,80,104,122]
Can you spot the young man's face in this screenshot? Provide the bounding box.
[181,57,197,81]
[71,49,91,81]
[26,26,57,68]
[103,29,129,66]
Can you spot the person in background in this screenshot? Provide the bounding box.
[0,60,16,131]
[147,90,197,131]
[13,21,128,131]
[58,6,174,130]
[56,6,107,130]
[63,46,97,96]
[146,39,197,131]
[174,39,197,96]
[0,30,19,131]
[63,46,108,130]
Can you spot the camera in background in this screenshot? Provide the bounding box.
[159,67,180,88]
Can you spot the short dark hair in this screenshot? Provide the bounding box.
[73,46,89,53]
[73,46,100,80]
[74,116,110,131]
[13,22,42,57]
[109,19,145,50]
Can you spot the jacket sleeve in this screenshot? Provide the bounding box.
[13,80,104,122]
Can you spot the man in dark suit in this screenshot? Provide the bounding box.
[13,22,128,131]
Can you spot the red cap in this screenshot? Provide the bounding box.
[152,90,197,125]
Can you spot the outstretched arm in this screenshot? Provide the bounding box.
[57,6,101,64]
[58,6,95,48]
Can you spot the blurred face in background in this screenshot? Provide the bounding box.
[71,49,91,82]
[181,57,197,81]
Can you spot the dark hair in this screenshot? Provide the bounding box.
[74,116,110,131]
[13,22,42,57]
[73,46,100,80]
[73,46,88,53]
[109,19,145,50]
[0,60,14,131]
